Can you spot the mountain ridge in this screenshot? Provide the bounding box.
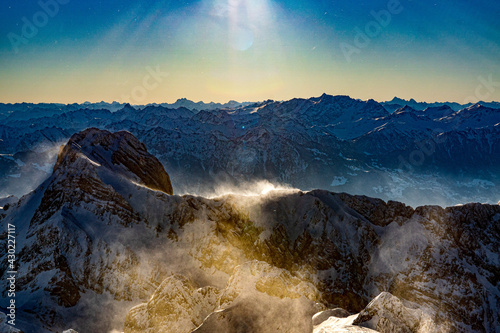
[1,94,499,207]
[1,128,499,333]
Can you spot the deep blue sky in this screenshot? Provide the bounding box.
[1,0,499,103]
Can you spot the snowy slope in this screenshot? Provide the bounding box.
[1,95,500,207]
[2,129,499,332]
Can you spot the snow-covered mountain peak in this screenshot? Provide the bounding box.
[393,105,418,114]
[421,105,454,119]
[423,104,452,112]
[465,103,484,110]
[119,103,136,112]
[54,128,173,195]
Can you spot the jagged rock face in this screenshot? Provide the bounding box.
[337,193,414,227]
[387,204,500,331]
[313,314,377,332]
[54,127,173,195]
[124,261,322,333]
[135,190,500,333]
[124,275,220,333]
[17,128,175,315]
[1,129,499,333]
[192,298,314,333]
[216,260,321,308]
[352,292,447,333]
[0,129,176,332]
[312,308,351,326]
[196,261,321,333]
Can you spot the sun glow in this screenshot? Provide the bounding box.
[195,0,286,99]
[225,0,274,51]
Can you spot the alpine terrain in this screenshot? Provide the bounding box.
[1,95,499,207]
[0,128,498,333]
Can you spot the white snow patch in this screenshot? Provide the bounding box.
[339,152,355,161]
[331,176,347,187]
[314,314,375,332]
[80,154,101,167]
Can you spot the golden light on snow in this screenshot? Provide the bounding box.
[260,183,276,195]
[198,180,299,198]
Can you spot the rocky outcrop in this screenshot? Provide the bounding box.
[337,193,414,226]
[312,292,449,333]
[125,261,323,333]
[352,292,445,333]
[125,275,220,333]
[194,261,323,333]
[313,308,351,326]
[54,128,173,195]
[0,129,176,332]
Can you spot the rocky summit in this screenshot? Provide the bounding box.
[54,127,173,195]
[0,129,498,333]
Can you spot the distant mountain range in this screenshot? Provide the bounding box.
[1,128,498,332]
[0,99,254,122]
[2,96,498,121]
[0,94,499,207]
[380,97,500,113]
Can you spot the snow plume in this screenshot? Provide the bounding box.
[0,140,64,198]
[369,217,432,279]
[116,191,322,333]
[179,179,300,198]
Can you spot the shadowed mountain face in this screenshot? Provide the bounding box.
[54,128,173,195]
[0,129,499,333]
[1,95,499,207]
